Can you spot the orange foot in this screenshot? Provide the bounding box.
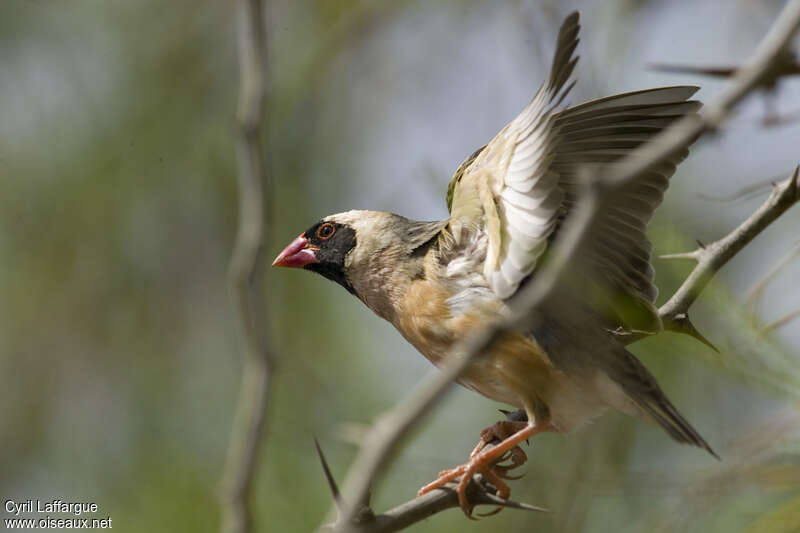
[417,421,547,517]
[471,420,530,479]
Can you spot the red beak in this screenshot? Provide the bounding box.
[272,235,319,268]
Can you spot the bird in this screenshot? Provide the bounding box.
[273,11,716,517]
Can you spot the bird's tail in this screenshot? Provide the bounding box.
[613,348,718,459]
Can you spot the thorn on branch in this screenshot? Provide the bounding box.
[660,250,700,261]
[670,313,719,353]
[469,476,549,513]
[655,166,800,348]
[314,438,375,529]
[321,442,546,532]
[315,439,343,510]
[315,439,376,528]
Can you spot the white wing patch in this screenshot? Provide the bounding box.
[485,91,565,299]
[445,12,580,300]
[444,10,699,332]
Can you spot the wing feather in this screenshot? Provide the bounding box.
[444,13,700,330]
[447,12,580,298]
[550,90,699,330]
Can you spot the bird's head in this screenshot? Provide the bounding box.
[273,210,446,318]
[272,210,369,295]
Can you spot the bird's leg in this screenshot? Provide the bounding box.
[418,420,529,499]
[472,409,529,476]
[417,421,548,517]
[470,420,529,479]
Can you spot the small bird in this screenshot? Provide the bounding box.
[274,11,715,516]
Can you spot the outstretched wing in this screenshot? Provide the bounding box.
[446,11,700,332]
[550,86,700,331]
[447,11,580,299]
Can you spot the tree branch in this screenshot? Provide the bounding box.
[219,2,273,533]
[317,440,546,533]
[326,1,800,530]
[658,168,799,332]
[615,167,800,347]
[328,481,546,533]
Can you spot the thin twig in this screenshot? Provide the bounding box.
[326,1,800,530]
[696,175,776,203]
[763,107,800,127]
[319,440,546,533]
[746,240,800,315]
[328,481,546,533]
[617,169,800,347]
[219,2,273,533]
[657,168,799,332]
[649,48,800,91]
[760,308,800,336]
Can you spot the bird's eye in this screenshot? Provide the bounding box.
[317,223,336,240]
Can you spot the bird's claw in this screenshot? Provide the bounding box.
[494,467,525,480]
[419,421,541,517]
[418,448,516,517]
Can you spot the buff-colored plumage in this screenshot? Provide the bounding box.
[274,10,715,517]
[302,11,713,449]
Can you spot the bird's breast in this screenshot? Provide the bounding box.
[393,279,456,362]
[394,279,557,408]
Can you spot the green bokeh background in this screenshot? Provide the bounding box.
[2,1,799,532]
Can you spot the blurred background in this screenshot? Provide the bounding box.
[2,0,800,531]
